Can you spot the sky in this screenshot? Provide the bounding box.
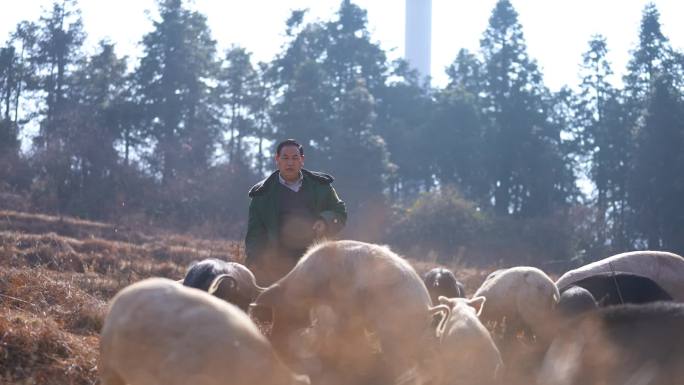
[1,0,683,91]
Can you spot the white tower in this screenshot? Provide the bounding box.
[405,0,432,82]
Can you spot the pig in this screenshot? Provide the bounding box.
[182,258,264,311]
[556,251,684,301]
[423,267,466,304]
[100,277,308,385]
[558,271,673,307]
[557,286,598,318]
[251,240,449,385]
[473,266,560,342]
[539,301,684,385]
[436,296,503,385]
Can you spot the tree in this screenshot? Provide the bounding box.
[0,46,20,153]
[479,0,574,217]
[32,0,85,146]
[374,59,433,200]
[271,1,392,210]
[135,0,220,184]
[327,79,393,240]
[268,9,331,158]
[28,0,85,214]
[270,1,389,162]
[115,80,146,167]
[575,35,632,252]
[64,42,129,217]
[251,62,275,174]
[629,74,684,251]
[426,87,487,202]
[439,49,491,202]
[321,1,394,227]
[218,46,259,162]
[0,42,22,186]
[271,58,333,161]
[623,3,684,251]
[323,0,388,99]
[330,79,391,194]
[446,48,485,97]
[578,35,614,207]
[0,22,41,195]
[624,3,676,104]
[1,21,39,128]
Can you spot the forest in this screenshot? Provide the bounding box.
[1,0,683,267]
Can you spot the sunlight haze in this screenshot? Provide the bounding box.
[1,0,683,90]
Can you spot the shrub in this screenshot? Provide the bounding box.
[387,186,578,268]
[387,186,487,262]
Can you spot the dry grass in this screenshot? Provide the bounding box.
[0,210,241,384]
[0,308,99,385]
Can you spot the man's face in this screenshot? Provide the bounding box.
[276,145,304,182]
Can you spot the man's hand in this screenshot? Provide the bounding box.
[313,219,327,238]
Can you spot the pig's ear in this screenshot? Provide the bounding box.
[468,296,486,316]
[208,274,237,296]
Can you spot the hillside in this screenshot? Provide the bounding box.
[0,209,489,384]
[0,210,241,384]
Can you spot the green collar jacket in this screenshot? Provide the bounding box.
[244,169,347,265]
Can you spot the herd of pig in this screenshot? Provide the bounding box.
[98,240,684,385]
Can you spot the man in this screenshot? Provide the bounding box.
[245,139,347,285]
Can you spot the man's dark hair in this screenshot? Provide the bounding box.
[276,139,304,156]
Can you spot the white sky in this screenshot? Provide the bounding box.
[1,0,683,90]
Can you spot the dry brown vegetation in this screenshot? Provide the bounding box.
[0,210,241,384]
[0,209,493,384]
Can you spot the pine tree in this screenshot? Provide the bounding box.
[270,2,393,231]
[27,0,85,214]
[323,0,388,98]
[0,46,20,152]
[0,22,38,192]
[446,48,484,97]
[269,11,331,161]
[374,59,432,200]
[135,0,220,184]
[218,46,258,162]
[321,1,392,214]
[32,0,85,146]
[271,1,389,162]
[579,36,612,204]
[427,87,487,202]
[271,58,333,161]
[328,79,392,240]
[624,3,675,104]
[0,42,24,189]
[251,62,274,175]
[9,21,38,124]
[65,42,129,217]
[479,0,573,217]
[576,35,632,251]
[630,74,684,251]
[624,3,684,251]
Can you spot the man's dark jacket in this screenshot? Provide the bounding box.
[245,169,347,266]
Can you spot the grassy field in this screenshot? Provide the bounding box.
[0,209,491,384]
